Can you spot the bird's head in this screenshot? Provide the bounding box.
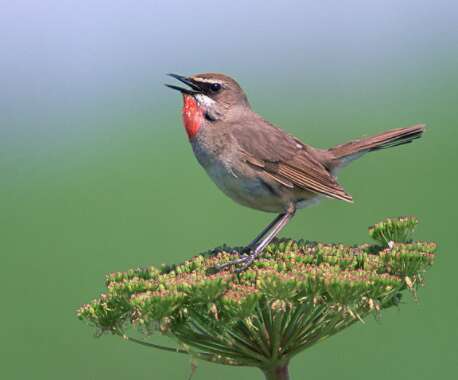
[166,73,249,139]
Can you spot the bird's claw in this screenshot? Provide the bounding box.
[234,255,256,273]
[214,251,257,272]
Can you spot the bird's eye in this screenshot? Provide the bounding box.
[210,83,221,92]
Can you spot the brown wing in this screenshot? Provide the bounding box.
[232,117,353,202]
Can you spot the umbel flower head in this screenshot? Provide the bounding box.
[78,217,435,380]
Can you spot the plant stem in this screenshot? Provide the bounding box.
[262,364,290,380]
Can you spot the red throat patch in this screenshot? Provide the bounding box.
[182,95,203,139]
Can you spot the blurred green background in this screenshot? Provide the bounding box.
[1,1,457,379]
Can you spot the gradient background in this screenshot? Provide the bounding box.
[1,1,457,379]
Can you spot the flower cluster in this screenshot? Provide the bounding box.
[78,217,435,370]
[369,216,419,246]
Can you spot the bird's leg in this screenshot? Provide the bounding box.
[232,213,286,255]
[216,205,296,271]
[216,213,288,267]
[222,213,286,257]
[235,209,295,272]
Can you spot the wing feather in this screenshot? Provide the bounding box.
[233,117,353,202]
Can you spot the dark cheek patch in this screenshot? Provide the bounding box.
[182,95,203,139]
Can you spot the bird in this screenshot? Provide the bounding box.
[165,73,425,271]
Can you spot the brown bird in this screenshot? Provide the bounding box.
[166,73,425,271]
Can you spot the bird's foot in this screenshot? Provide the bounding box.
[214,249,258,273]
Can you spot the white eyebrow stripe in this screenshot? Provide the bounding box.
[192,77,223,84]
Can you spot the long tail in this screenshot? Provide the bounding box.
[327,124,425,169]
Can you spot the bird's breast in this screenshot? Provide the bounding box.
[190,135,298,213]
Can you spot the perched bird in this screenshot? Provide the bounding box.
[166,73,425,271]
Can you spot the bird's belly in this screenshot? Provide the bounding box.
[205,162,286,212]
[202,157,321,213]
[192,138,320,213]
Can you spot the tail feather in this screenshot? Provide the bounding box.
[328,124,425,168]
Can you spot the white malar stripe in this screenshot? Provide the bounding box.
[195,94,216,107]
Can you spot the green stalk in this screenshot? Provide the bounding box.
[262,364,290,380]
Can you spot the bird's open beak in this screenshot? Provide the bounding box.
[165,73,202,95]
